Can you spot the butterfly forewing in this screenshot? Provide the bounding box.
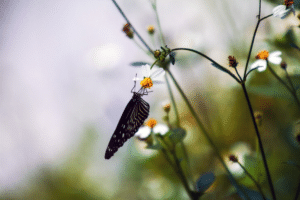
[105,93,150,159]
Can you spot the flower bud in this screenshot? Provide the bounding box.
[147,25,155,34]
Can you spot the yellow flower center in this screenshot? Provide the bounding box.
[140,77,153,89]
[146,118,157,128]
[255,50,269,60]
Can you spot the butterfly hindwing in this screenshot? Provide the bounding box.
[105,93,150,159]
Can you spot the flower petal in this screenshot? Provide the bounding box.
[141,64,151,77]
[272,5,292,19]
[250,60,267,72]
[153,124,169,136]
[268,51,282,64]
[135,126,151,139]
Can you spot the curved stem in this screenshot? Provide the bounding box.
[238,162,267,200]
[268,65,293,93]
[157,135,197,200]
[241,83,277,200]
[243,20,261,80]
[111,0,154,55]
[167,69,250,200]
[171,48,241,83]
[235,67,243,82]
[151,0,166,46]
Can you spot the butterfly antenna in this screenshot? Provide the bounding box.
[131,74,137,93]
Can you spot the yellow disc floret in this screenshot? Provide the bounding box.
[146,118,157,129]
[255,50,269,60]
[140,77,153,89]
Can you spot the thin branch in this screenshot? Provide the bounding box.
[171,48,241,83]
[238,162,267,200]
[241,83,277,200]
[111,0,154,55]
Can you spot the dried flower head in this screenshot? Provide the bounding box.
[280,61,287,70]
[147,25,155,34]
[163,103,171,113]
[228,56,238,68]
[146,118,157,129]
[229,155,238,163]
[122,23,134,39]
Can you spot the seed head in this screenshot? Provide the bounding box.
[228,56,238,68]
[280,61,287,70]
[229,155,238,163]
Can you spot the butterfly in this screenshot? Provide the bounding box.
[105,82,150,159]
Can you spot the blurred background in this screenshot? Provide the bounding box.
[0,0,300,199]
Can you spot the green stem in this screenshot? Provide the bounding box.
[268,65,300,110]
[167,69,250,200]
[268,65,293,93]
[237,162,267,200]
[152,0,166,46]
[241,83,276,200]
[243,18,261,79]
[171,48,241,83]
[164,74,180,126]
[157,135,197,200]
[133,38,151,56]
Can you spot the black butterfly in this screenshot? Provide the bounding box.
[105,83,150,159]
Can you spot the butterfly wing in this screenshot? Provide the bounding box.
[105,94,150,159]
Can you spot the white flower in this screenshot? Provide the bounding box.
[273,3,295,19]
[135,119,169,140]
[135,126,151,139]
[153,124,169,136]
[250,50,282,72]
[133,64,165,89]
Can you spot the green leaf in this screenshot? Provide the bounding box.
[130,62,150,67]
[195,172,215,194]
[169,128,186,144]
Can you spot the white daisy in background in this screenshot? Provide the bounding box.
[133,64,165,89]
[135,118,170,140]
[250,50,282,72]
[273,0,295,19]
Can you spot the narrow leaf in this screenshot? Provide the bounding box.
[195,172,215,193]
[169,128,186,144]
[130,62,150,67]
